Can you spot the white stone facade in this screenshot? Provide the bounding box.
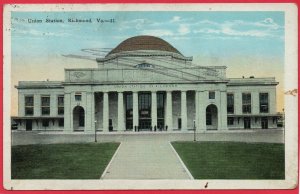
[13,36,279,132]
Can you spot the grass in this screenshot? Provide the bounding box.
[172,141,284,179]
[12,143,120,179]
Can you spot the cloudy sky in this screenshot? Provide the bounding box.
[11,11,284,115]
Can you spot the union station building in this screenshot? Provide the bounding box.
[13,35,279,132]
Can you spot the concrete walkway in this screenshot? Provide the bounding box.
[101,140,192,179]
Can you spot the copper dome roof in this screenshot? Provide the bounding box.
[107,35,182,56]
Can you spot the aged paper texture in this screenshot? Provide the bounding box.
[3,3,298,190]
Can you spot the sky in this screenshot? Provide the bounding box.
[10,11,285,115]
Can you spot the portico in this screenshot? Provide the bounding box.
[63,81,229,132]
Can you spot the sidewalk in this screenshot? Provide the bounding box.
[100,140,192,179]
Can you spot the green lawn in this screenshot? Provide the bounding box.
[12,143,120,179]
[172,141,284,179]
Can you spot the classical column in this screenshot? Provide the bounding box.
[218,91,228,130]
[165,91,173,131]
[118,92,125,131]
[103,92,109,132]
[133,92,139,131]
[195,91,206,131]
[64,93,72,132]
[195,91,199,130]
[85,92,94,133]
[181,91,187,131]
[151,91,157,130]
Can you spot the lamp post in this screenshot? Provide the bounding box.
[94,120,97,143]
[193,120,196,142]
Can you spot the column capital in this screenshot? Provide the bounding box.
[151,90,157,93]
[181,90,187,93]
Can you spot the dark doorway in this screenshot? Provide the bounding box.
[244,117,251,129]
[157,92,165,131]
[125,93,133,130]
[109,119,113,131]
[73,106,85,131]
[178,118,182,129]
[261,117,268,129]
[206,104,218,130]
[26,120,32,131]
[138,93,151,131]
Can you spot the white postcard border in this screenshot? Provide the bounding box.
[3,3,298,190]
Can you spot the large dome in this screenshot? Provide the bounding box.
[107,35,182,56]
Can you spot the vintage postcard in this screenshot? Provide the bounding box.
[3,3,298,190]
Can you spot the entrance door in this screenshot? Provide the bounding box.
[244,117,251,129]
[138,93,151,131]
[26,120,32,131]
[261,117,268,129]
[139,119,151,131]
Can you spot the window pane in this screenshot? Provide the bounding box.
[42,107,50,115]
[59,119,64,127]
[25,107,33,115]
[58,107,64,115]
[75,95,82,101]
[42,119,49,127]
[157,93,165,118]
[227,117,234,125]
[209,91,215,99]
[58,96,64,106]
[227,93,234,114]
[41,96,50,106]
[259,93,269,113]
[25,96,34,106]
[242,93,251,113]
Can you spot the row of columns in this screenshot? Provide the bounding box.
[101,91,189,131]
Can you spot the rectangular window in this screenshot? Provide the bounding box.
[242,93,251,114]
[259,93,269,113]
[57,95,64,115]
[42,119,49,127]
[75,93,82,101]
[209,91,215,99]
[138,93,151,118]
[59,118,64,127]
[25,95,34,115]
[227,117,234,125]
[227,93,234,114]
[41,95,50,115]
[157,92,165,118]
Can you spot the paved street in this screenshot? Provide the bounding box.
[12,129,284,146]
